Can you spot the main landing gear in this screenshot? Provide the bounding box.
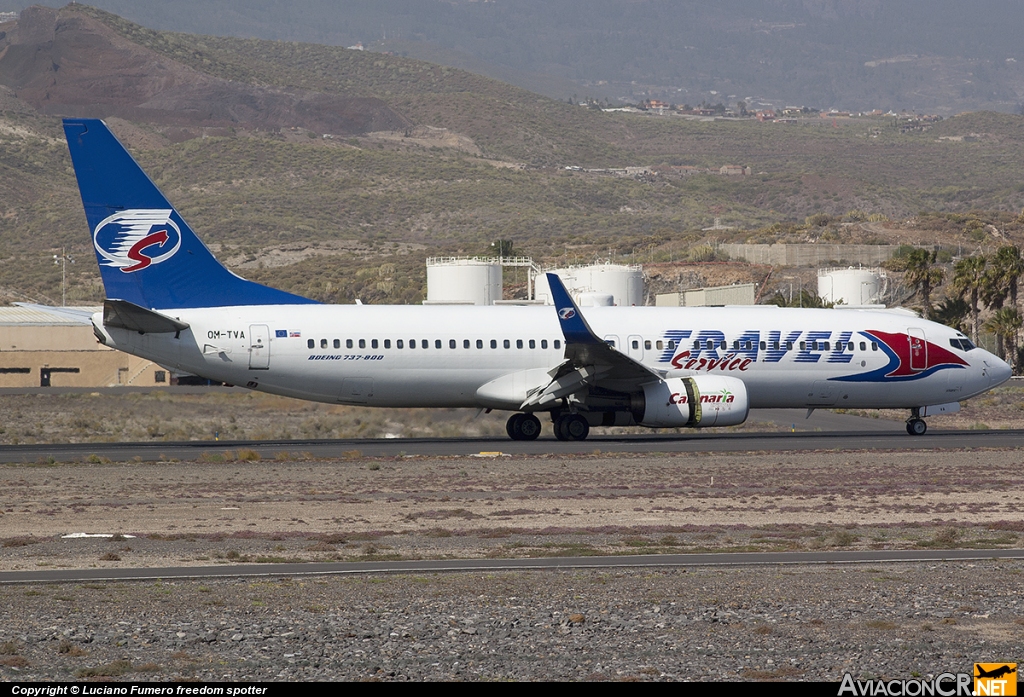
[505,412,591,441]
[553,413,589,441]
[506,413,542,441]
[906,408,927,436]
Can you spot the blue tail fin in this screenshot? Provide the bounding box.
[63,118,317,309]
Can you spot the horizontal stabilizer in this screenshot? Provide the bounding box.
[103,299,190,334]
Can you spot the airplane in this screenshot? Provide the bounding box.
[62,118,1012,441]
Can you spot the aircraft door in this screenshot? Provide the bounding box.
[628,334,644,361]
[908,328,927,372]
[249,324,270,370]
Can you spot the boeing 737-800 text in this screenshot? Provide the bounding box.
[62,118,1012,441]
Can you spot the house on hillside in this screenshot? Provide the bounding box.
[719,165,751,176]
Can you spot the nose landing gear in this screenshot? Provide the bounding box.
[906,408,927,435]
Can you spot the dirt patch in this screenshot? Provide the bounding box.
[1,448,1022,571]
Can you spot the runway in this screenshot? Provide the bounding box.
[2,426,1023,463]
[3,548,1024,585]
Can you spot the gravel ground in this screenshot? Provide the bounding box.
[0,563,1021,681]
[1,445,1023,681]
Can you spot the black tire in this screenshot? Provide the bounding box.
[908,418,927,436]
[564,414,590,441]
[506,413,525,440]
[519,414,542,440]
[557,415,573,438]
[554,415,571,441]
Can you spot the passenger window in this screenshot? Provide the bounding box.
[719,340,726,350]
[759,341,766,350]
[477,339,484,349]
[384,339,391,349]
[541,339,548,349]
[705,340,713,350]
[491,339,497,349]
[423,339,428,348]
[307,339,314,349]
[859,342,866,351]
[397,339,404,349]
[346,339,353,349]
[554,340,561,349]
[359,339,366,349]
[799,342,806,350]
[786,341,793,350]
[435,339,442,349]
[450,339,456,349]
[504,339,511,349]
[631,340,639,349]
[656,340,664,350]
[516,339,523,349]
[333,339,341,349]
[409,340,416,349]
[732,340,739,350]
[372,339,379,349]
[321,339,328,349]
[822,341,829,351]
[644,340,652,350]
[667,341,675,350]
[871,342,878,351]
[464,339,470,349]
[529,339,536,349]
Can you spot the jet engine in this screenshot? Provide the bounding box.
[637,375,749,428]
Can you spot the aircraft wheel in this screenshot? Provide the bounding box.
[562,414,590,441]
[506,413,526,440]
[553,415,571,441]
[518,414,542,440]
[906,418,927,436]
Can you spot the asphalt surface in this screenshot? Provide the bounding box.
[2,427,1023,463]
[3,548,1023,585]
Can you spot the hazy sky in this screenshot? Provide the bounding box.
[3,1,1021,112]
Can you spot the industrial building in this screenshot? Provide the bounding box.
[424,257,645,307]
[655,283,757,307]
[0,305,167,388]
[817,268,887,306]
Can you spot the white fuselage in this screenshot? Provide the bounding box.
[93,303,1010,413]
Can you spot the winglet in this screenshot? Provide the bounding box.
[546,273,603,345]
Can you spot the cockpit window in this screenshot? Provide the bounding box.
[949,338,975,351]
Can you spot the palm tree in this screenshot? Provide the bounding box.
[980,246,1024,356]
[932,296,970,334]
[952,255,987,344]
[886,248,944,319]
[991,245,1024,309]
[984,306,1022,368]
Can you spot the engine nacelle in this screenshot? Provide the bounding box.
[638,375,749,428]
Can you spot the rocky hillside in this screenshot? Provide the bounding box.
[0,5,408,135]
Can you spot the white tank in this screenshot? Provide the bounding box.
[425,257,503,305]
[818,267,883,306]
[535,263,644,306]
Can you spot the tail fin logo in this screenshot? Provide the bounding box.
[558,308,576,320]
[93,209,182,274]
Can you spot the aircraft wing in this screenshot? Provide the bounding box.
[521,273,662,409]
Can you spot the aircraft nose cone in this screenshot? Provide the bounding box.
[989,355,1013,387]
